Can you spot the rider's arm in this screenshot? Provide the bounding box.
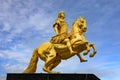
[53,20,60,35]
[54,24,59,35]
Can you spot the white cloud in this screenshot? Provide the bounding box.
[28,11,54,31]
[0,51,5,58]
[0,0,55,43]
[3,63,24,73]
[2,22,11,31]
[0,42,32,63]
[0,75,6,80]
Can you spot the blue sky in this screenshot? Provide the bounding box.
[0,0,120,80]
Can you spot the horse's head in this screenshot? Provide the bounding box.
[70,17,87,47]
[77,17,87,32]
[70,17,87,37]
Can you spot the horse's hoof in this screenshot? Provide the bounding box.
[89,53,94,57]
[81,59,87,62]
[50,71,61,74]
[43,67,50,73]
[56,72,61,74]
[83,52,88,56]
[54,72,61,74]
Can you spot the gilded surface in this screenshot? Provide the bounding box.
[23,11,97,73]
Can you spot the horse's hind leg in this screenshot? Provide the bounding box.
[43,47,57,73]
[47,59,61,73]
[83,43,90,56]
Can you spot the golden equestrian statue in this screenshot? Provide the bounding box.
[23,11,97,73]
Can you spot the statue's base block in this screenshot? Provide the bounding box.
[7,73,100,80]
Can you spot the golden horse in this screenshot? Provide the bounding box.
[23,17,96,73]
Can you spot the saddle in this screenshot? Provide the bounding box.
[53,44,68,50]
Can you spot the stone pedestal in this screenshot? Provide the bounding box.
[7,73,100,80]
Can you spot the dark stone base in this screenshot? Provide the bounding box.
[7,73,100,80]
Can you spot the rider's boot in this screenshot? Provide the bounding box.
[69,46,77,54]
[43,66,49,72]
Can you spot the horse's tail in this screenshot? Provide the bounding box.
[23,48,39,73]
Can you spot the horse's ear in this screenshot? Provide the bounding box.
[81,16,85,19]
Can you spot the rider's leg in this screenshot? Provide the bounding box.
[43,47,57,73]
[64,38,76,54]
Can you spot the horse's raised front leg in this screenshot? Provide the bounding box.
[83,43,90,56]
[89,43,97,57]
[76,53,87,62]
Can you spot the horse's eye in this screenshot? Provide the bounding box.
[81,21,84,23]
[79,24,83,28]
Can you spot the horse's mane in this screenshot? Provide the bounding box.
[70,17,86,37]
[70,19,79,37]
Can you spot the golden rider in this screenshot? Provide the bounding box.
[51,11,75,54]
